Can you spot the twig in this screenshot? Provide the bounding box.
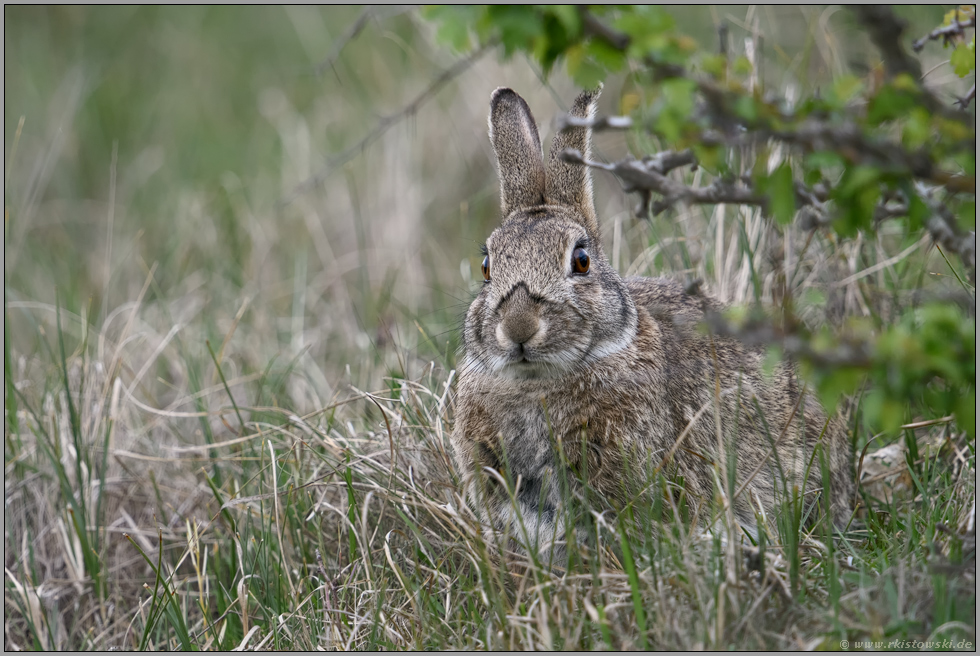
[314,6,417,77]
[561,148,760,217]
[314,5,415,75]
[565,143,973,278]
[315,7,376,76]
[852,6,972,124]
[955,83,976,109]
[579,8,630,51]
[283,41,495,206]
[554,114,633,132]
[578,6,711,86]
[916,182,977,280]
[912,14,976,52]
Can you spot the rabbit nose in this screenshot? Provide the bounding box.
[501,311,540,345]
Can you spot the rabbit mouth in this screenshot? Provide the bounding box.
[495,349,583,379]
[500,358,553,379]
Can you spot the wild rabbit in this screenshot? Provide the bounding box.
[451,86,853,560]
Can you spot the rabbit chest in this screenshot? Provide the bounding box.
[454,363,681,500]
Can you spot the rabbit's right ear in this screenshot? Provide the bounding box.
[489,88,546,217]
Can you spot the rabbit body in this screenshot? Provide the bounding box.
[451,87,853,557]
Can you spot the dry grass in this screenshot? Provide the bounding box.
[4,6,975,651]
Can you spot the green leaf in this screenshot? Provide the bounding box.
[733,55,753,76]
[701,54,726,79]
[486,6,543,57]
[906,190,930,231]
[902,108,932,149]
[955,394,976,440]
[546,5,581,35]
[828,74,863,107]
[733,95,758,122]
[569,57,607,89]
[839,165,880,196]
[815,367,864,412]
[833,166,881,236]
[950,42,975,77]
[614,6,674,50]
[585,38,626,72]
[692,143,721,172]
[424,6,480,52]
[654,78,697,143]
[891,72,920,93]
[801,288,827,308]
[805,151,844,170]
[763,163,796,225]
[867,82,918,124]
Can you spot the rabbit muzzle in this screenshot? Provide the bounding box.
[497,285,543,348]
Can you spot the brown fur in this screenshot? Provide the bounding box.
[453,87,854,559]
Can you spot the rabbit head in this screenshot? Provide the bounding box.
[464,87,637,380]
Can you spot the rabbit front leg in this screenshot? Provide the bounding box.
[452,395,586,563]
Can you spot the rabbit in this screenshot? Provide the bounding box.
[451,86,854,562]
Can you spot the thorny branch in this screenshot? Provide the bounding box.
[564,9,977,277]
[916,183,978,279]
[560,148,761,218]
[955,83,976,110]
[563,145,976,279]
[283,41,494,205]
[912,12,976,52]
[561,108,972,200]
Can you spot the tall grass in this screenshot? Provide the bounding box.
[5,5,975,650]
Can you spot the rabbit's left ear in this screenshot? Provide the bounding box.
[489,88,547,217]
[546,87,601,240]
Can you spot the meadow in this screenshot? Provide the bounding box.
[4,6,975,650]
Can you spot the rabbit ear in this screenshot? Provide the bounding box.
[546,86,601,239]
[489,88,547,216]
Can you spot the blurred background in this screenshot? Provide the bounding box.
[4,4,956,418]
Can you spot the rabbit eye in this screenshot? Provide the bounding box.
[481,256,491,281]
[572,247,590,274]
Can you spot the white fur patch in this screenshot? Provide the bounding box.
[463,354,488,374]
[494,322,509,351]
[585,322,637,361]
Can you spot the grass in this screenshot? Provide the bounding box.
[4,5,976,651]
